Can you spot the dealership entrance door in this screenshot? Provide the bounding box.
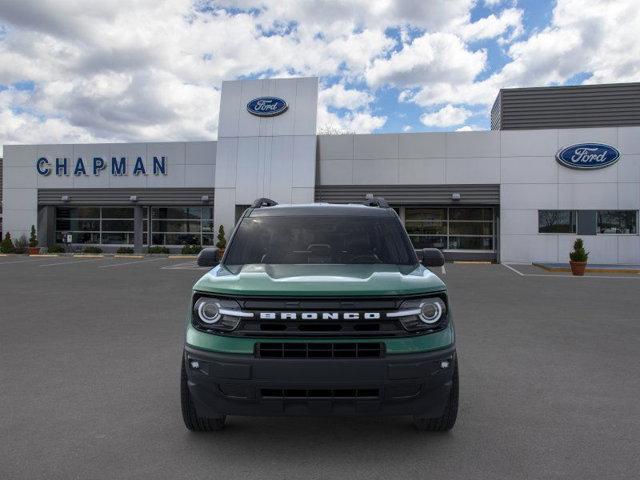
[398,206,497,262]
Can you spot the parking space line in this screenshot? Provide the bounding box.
[502,263,525,276]
[38,258,103,267]
[98,257,166,268]
[503,263,640,280]
[0,257,56,266]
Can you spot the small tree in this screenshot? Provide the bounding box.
[215,225,227,250]
[569,238,589,262]
[1,232,15,253]
[14,235,28,254]
[29,225,38,248]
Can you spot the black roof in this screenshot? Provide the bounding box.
[247,203,396,217]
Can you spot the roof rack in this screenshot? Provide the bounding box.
[364,195,389,208]
[252,197,278,208]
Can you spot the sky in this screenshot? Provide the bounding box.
[0,0,638,154]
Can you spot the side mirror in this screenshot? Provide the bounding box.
[197,247,220,267]
[420,248,445,267]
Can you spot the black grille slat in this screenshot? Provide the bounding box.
[256,342,384,359]
[261,388,380,399]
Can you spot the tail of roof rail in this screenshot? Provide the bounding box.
[252,197,278,208]
[364,195,390,208]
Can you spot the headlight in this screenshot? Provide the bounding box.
[419,299,445,324]
[192,296,250,332]
[195,298,221,324]
[389,296,447,332]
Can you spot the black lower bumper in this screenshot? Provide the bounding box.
[184,344,456,417]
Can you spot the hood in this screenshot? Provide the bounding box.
[193,263,446,297]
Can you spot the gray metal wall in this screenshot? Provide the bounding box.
[492,83,640,130]
[38,188,215,206]
[315,184,499,205]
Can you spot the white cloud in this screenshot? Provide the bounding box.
[420,105,472,127]
[456,125,484,131]
[459,7,523,42]
[402,125,413,132]
[319,84,373,110]
[0,0,638,148]
[366,32,486,88]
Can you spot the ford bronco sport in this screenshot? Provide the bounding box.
[181,197,458,431]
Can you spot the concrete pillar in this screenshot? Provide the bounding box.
[133,206,144,253]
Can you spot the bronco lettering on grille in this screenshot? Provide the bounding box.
[258,312,381,320]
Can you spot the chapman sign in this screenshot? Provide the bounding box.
[246,97,288,117]
[36,156,168,177]
[556,143,620,170]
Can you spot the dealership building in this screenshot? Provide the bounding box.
[1,78,639,263]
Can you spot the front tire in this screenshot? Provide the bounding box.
[181,355,226,431]
[413,359,459,432]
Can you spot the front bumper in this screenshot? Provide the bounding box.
[184,344,456,417]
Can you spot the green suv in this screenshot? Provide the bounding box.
[181,198,458,431]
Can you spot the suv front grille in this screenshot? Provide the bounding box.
[256,342,384,359]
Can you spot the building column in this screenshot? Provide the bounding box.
[37,206,56,247]
[133,206,144,253]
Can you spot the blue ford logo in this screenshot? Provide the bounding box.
[556,143,620,170]
[247,97,288,117]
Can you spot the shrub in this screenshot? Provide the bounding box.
[29,225,38,248]
[116,247,135,254]
[14,235,29,254]
[215,225,227,250]
[569,238,589,262]
[83,246,103,254]
[0,233,15,253]
[148,246,170,254]
[47,244,65,254]
[181,244,203,255]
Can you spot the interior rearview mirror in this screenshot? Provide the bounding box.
[420,248,445,267]
[197,247,220,267]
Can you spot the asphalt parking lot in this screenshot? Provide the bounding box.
[1,256,639,479]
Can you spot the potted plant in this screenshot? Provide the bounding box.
[215,225,227,257]
[0,232,15,254]
[569,238,589,276]
[28,225,40,254]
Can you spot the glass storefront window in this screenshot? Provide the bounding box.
[55,206,136,245]
[149,206,215,246]
[597,210,637,234]
[538,210,577,233]
[404,207,495,251]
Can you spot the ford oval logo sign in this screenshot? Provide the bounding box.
[556,143,620,170]
[247,97,288,117]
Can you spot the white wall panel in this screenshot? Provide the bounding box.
[618,236,640,263]
[319,160,353,185]
[618,127,640,155]
[353,159,398,184]
[500,209,540,235]
[398,133,446,159]
[558,183,618,209]
[317,135,354,160]
[446,157,500,184]
[354,134,398,160]
[617,182,640,209]
[501,234,558,263]
[500,129,558,157]
[501,184,558,209]
[446,131,500,158]
[501,156,558,184]
[558,128,618,149]
[397,158,445,184]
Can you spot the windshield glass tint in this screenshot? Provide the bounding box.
[224,215,417,266]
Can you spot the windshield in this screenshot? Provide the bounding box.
[224,215,417,267]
